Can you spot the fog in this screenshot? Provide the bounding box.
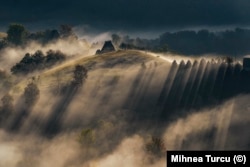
[0,93,249,167]
[0,38,249,167]
[0,38,92,71]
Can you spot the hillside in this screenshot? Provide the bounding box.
[0,49,249,167]
[9,50,168,95]
[3,49,250,135]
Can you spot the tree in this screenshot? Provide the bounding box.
[0,69,7,79]
[0,39,8,50]
[72,65,88,86]
[7,24,28,45]
[156,44,169,52]
[224,56,234,64]
[27,29,60,44]
[59,24,77,39]
[33,50,45,65]
[24,82,40,105]
[111,34,121,46]
[53,72,62,94]
[0,93,14,122]
[145,136,166,157]
[46,50,66,65]
[43,29,60,43]
[141,62,147,69]
[1,94,13,107]
[78,128,95,146]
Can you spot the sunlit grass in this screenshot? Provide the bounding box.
[7,50,162,97]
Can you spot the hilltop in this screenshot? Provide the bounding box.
[8,50,168,95]
[0,49,249,167]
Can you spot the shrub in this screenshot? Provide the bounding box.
[72,65,88,86]
[24,82,40,105]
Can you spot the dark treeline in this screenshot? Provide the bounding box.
[0,24,77,49]
[112,28,250,56]
[2,23,250,57]
[11,50,66,75]
[159,28,250,55]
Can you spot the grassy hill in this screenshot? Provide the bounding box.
[0,49,249,167]
[9,50,168,95]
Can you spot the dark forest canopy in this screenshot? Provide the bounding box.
[158,28,250,55]
[0,24,77,49]
[11,50,67,75]
[2,23,250,56]
[114,28,250,56]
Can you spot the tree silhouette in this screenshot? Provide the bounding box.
[111,34,121,46]
[59,24,77,39]
[224,56,234,64]
[0,93,14,122]
[145,136,166,157]
[28,29,60,44]
[7,24,28,45]
[24,82,40,106]
[72,65,88,86]
[0,39,8,50]
[78,128,95,146]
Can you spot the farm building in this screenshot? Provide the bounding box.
[96,41,115,55]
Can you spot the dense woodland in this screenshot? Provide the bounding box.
[112,28,250,56]
[2,24,250,56]
[0,24,77,49]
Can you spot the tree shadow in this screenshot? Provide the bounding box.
[156,59,250,122]
[42,83,80,137]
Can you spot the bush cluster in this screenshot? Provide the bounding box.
[11,50,66,74]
